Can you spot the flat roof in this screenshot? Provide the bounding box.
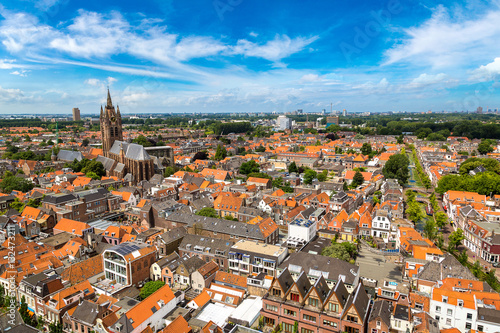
[355,245,402,285]
[195,303,234,327]
[231,239,286,257]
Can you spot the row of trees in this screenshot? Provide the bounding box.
[382,153,410,184]
[412,146,432,189]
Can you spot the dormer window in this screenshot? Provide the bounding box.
[442,296,448,303]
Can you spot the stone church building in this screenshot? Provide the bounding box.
[97,90,156,183]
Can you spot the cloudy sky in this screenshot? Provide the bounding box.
[1,0,500,115]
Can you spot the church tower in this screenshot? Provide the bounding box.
[100,89,123,156]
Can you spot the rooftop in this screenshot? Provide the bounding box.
[231,239,286,257]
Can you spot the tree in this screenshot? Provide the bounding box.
[214,144,227,161]
[321,242,358,263]
[82,138,90,147]
[435,211,448,229]
[406,201,424,223]
[224,215,238,221]
[424,218,437,240]
[317,170,328,182]
[132,135,154,147]
[352,171,365,188]
[361,142,372,155]
[48,321,63,333]
[81,160,105,178]
[255,145,266,152]
[0,174,34,193]
[383,153,410,184]
[288,161,298,173]
[196,207,219,218]
[457,250,468,265]
[140,280,165,299]
[303,169,317,185]
[240,160,260,175]
[478,140,494,155]
[449,229,465,249]
[164,166,176,177]
[192,151,208,161]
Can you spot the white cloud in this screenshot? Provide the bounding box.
[35,0,63,11]
[230,34,319,62]
[406,73,456,89]
[0,86,26,102]
[470,57,500,81]
[0,11,56,53]
[50,10,129,58]
[384,5,500,67]
[10,70,29,77]
[249,31,258,37]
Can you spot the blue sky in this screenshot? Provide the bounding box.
[1,0,500,115]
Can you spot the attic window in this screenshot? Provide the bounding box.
[151,306,157,313]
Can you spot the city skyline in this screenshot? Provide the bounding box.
[1,0,500,114]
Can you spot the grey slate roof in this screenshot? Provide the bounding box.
[369,299,391,327]
[278,251,359,286]
[343,282,370,322]
[96,155,116,171]
[179,234,234,255]
[109,141,152,161]
[157,227,187,244]
[167,212,270,240]
[57,150,83,162]
[71,300,99,325]
[478,307,500,324]
[42,193,77,205]
[417,253,476,282]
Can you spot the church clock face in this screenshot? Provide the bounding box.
[111,116,116,122]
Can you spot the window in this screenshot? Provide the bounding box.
[283,308,296,317]
[290,293,299,302]
[478,325,484,332]
[346,315,357,323]
[435,315,440,321]
[324,320,338,328]
[328,302,339,312]
[457,300,464,307]
[272,289,281,297]
[435,306,441,313]
[467,313,473,320]
[265,304,278,312]
[303,314,316,322]
[371,330,378,333]
[447,309,453,316]
[465,322,472,329]
[309,298,319,307]
[376,320,381,328]
[442,296,448,303]
[394,320,401,328]
[282,322,294,333]
[446,318,452,325]
[301,329,314,333]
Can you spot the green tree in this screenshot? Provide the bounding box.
[361,142,372,155]
[255,145,266,152]
[196,207,219,218]
[382,153,410,184]
[82,138,90,147]
[288,161,298,173]
[478,140,494,155]
[435,211,448,229]
[424,218,437,240]
[48,321,63,333]
[140,280,165,299]
[406,201,424,223]
[240,160,260,175]
[317,169,328,182]
[164,166,176,177]
[0,174,34,193]
[449,229,465,249]
[214,144,227,161]
[132,135,154,147]
[457,250,468,265]
[352,171,365,188]
[303,169,317,185]
[321,242,358,262]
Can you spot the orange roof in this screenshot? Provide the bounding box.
[126,284,175,329]
[54,218,92,236]
[162,315,191,333]
[112,191,133,202]
[214,271,247,289]
[191,290,211,308]
[21,206,42,220]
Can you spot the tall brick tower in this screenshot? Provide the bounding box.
[100,89,123,156]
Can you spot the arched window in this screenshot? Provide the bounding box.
[114,127,119,136]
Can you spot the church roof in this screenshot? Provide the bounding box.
[96,155,116,171]
[109,141,152,161]
[57,150,83,162]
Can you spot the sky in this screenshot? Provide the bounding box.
[1,0,500,115]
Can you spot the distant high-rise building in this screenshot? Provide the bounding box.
[342,109,347,117]
[277,115,291,131]
[477,106,483,114]
[72,108,81,121]
[326,116,339,128]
